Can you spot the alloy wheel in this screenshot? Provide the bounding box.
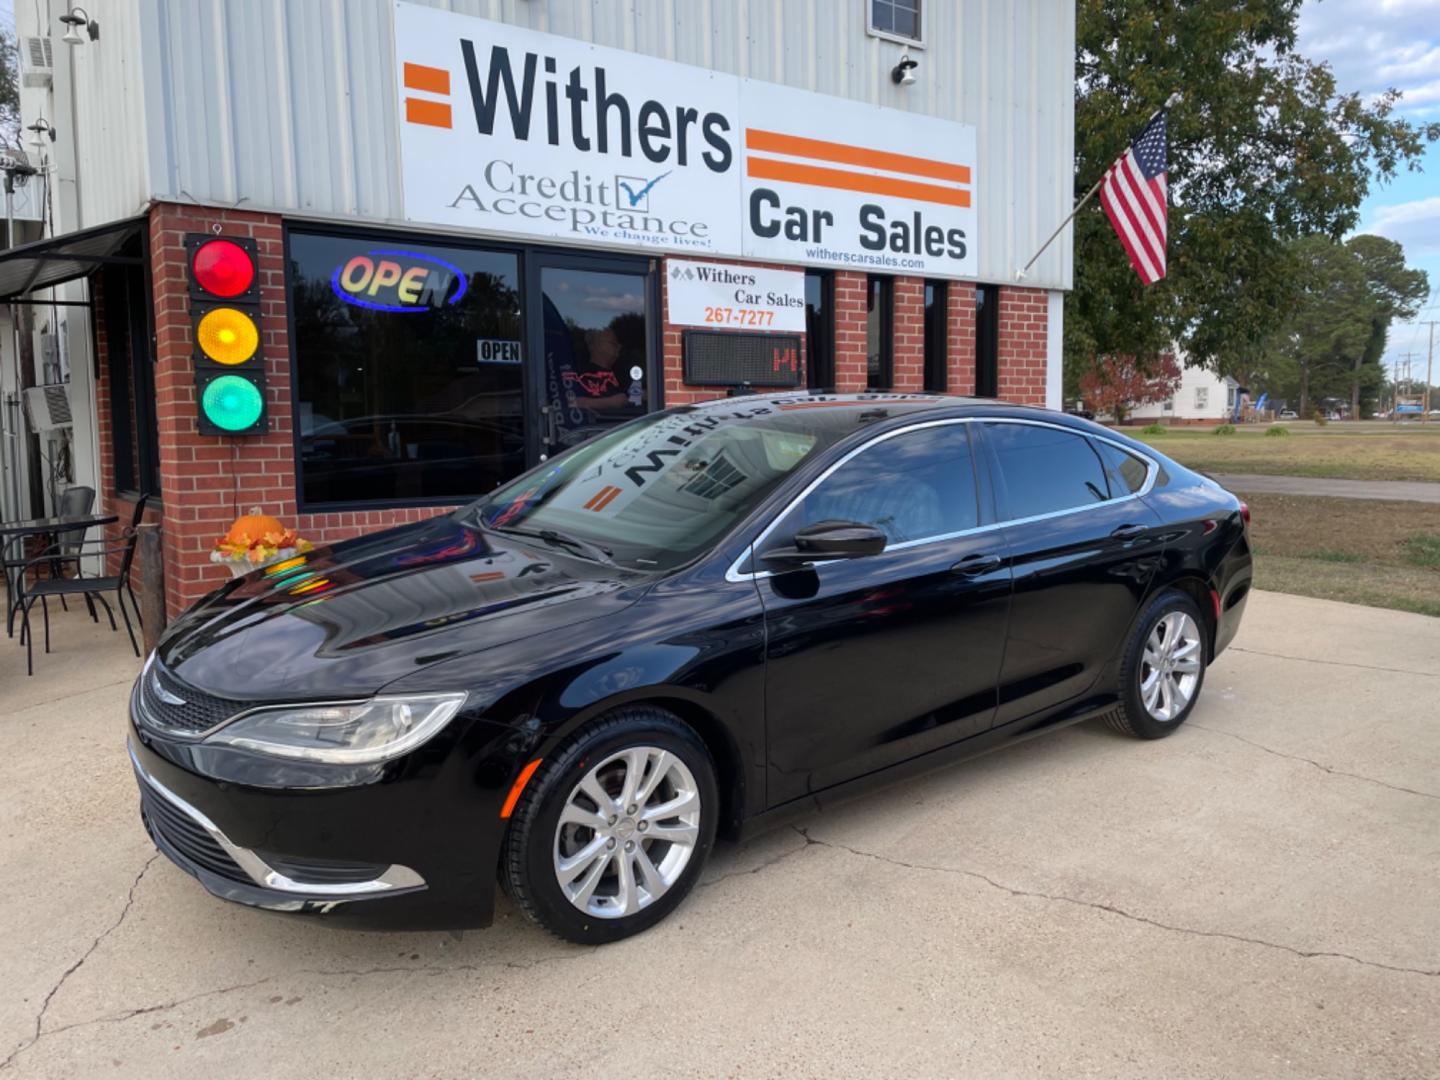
[1139,611,1202,722]
[552,746,701,919]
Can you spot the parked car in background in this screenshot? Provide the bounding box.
[1278,409,1298,419]
[128,394,1253,944]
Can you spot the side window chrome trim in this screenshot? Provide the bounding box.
[724,416,1160,584]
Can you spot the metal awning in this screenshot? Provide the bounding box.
[0,216,146,300]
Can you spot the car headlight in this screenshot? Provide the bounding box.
[205,692,467,764]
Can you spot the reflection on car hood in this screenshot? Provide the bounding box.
[157,516,648,699]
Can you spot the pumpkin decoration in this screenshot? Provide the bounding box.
[211,507,313,577]
[225,508,284,546]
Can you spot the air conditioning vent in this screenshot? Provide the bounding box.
[22,384,72,431]
[21,36,54,88]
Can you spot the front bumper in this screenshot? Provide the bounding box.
[129,691,530,929]
[132,742,426,911]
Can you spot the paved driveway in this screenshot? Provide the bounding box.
[2,589,1437,1078]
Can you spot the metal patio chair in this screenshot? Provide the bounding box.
[16,494,150,675]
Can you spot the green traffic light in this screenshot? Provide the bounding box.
[202,375,263,432]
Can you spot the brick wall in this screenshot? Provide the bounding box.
[946,281,977,395]
[104,202,1053,616]
[996,285,1049,406]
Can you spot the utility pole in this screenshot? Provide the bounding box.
[1423,323,1437,424]
[1396,354,1419,419]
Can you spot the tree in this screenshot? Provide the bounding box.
[1078,352,1182,423]
[1345,235,1429,417]
[0,31,18,151]
[1068,1,1439,386]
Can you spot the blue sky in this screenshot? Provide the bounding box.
[1297,0,1440,385]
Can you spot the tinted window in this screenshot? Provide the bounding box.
[777,424,978,548]
[1091,438,1150,496]
[866,276,893,390]
[986,423,1110,520]
[289,230,523,506]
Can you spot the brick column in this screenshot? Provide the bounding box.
[946,281,976,395]
[996,285,1049,406]
[833,271,868,392]
[148,203,295,616]
[891,277,924,392]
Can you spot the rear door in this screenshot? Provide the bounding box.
[754,421,1012,805]
[977,421,1166,726]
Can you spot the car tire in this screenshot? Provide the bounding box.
[501,707,719,945]
[1104,588,1208,740]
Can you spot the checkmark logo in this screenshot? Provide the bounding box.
[615,171,671,211]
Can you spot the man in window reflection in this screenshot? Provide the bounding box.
[565,327,643,413]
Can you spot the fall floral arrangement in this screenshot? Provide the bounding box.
[211,508,314,576]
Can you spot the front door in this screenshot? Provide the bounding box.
[526,254,659,463]
[757,422,1012,806]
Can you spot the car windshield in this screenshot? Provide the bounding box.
[467,402,891,571]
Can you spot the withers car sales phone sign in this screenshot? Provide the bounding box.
[666,260,806,333]
[393,2,978,279]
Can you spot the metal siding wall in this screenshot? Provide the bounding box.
[142,0,1073,289]
[67,0,151,226]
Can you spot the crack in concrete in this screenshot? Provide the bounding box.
[2,853,160,1072]
[1227,646,1439,680]
[796,829,1440,979]
[1189,722,1440,801]
[699,835,812,888]
[1,944,591,1063]
[8,677,138,719]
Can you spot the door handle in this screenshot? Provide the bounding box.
[951,553,1001,575]
[1111,524,1148,541]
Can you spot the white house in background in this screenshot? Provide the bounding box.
[1130,363,1241,423]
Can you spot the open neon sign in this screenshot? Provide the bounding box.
[330,249,468,312]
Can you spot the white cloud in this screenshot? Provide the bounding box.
[1361,195,1440,256]
[1298,0,1440,118]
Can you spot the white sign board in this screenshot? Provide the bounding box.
[393,2,978,279]
[665,259,806,332]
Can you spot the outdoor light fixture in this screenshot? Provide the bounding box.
[892,54,919,85]
[25,118,56,151]
[187,234,267,436]
[59,7,99,45]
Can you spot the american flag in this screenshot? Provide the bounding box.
[1100,111,1169,284]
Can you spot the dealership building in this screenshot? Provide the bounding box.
[0,0,1074,615]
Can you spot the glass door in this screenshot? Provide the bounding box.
[527,253,658,461]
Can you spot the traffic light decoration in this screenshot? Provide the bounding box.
[187,234,267,435]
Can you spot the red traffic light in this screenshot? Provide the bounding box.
[191,238,255,298]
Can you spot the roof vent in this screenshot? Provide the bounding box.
[21,36,55,88]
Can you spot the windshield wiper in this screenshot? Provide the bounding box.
[491,524,615,565]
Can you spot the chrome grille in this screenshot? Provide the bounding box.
[136,659,245,736]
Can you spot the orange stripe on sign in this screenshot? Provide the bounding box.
[403,62,450,95]
[500,759,543,819]
[747,157,971,208]
[745,129,971,185]
[405,98,452,129]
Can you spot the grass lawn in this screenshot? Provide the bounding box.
[1129,422,1440,483]
[1242,492,1440,618]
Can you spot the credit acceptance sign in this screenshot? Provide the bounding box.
[393,2,978,278]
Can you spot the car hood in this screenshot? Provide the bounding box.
[157,515,649,699]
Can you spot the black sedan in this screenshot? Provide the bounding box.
[129,393,1251,944]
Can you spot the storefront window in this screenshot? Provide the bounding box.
[866,276,893,390]
[923,280,947,392]
[975,284,999,397]
[288,230,523,507]
[103,262,160,498]
[805,271,834,390]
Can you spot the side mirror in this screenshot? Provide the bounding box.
[762,520,888,567]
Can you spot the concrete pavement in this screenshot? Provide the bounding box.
[1,590,1437,1078]
[1212,472,1440,503]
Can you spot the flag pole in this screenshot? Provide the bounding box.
[1014,92,1181,282]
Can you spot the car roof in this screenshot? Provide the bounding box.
[680,390,1061,420]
